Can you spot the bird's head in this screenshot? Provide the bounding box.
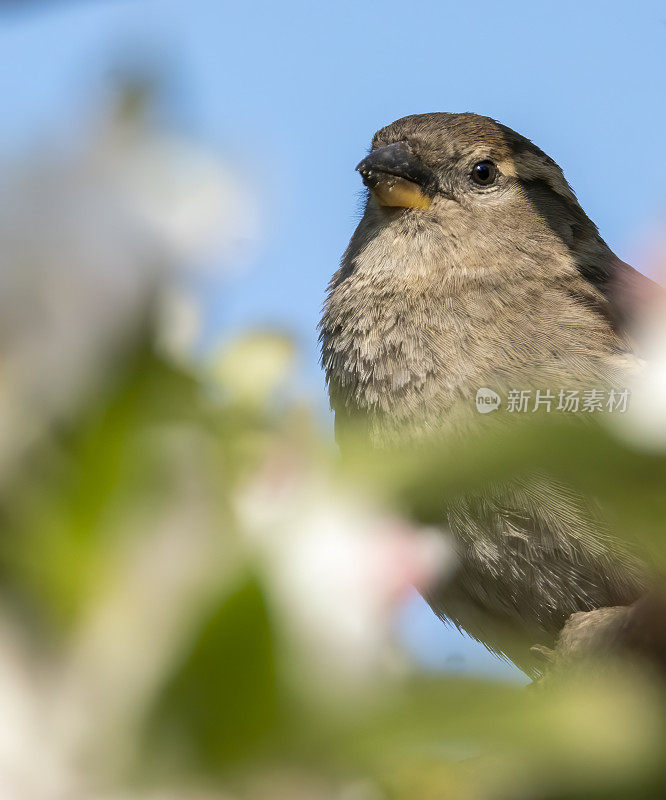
[355,112,601,271]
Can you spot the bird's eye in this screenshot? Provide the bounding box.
[471,160,498,187]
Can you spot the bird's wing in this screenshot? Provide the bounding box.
[425,476,646,676]
[600,257,665,355]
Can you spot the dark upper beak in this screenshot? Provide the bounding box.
[356,141,435,192]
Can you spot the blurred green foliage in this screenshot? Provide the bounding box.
[152,575,279,771]
[0,324,663,800]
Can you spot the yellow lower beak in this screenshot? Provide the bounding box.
[368,174,432,209]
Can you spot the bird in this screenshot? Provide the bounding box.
[319,112,663,675]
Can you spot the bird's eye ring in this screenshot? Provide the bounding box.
[471,160,498,187]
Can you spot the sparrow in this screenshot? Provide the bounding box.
[319,112,662,673]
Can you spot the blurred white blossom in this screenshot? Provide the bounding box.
[155,285,204,365]
[99,132,257,266]
[615,235,666,450]
[239,449,454,687]
[213,333,295,406]
[0,86,257,466]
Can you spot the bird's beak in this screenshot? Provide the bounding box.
[356,142,435,209]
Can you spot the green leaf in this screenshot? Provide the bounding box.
[147,574,279,773]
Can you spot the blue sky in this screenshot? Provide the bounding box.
[2,0,664,679]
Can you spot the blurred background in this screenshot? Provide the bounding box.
[0,1,664,798]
